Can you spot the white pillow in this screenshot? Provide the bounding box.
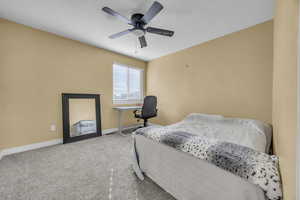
[226,118,272,153]
[174,114,271,153]
[183,113,224,122]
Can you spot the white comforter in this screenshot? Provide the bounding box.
[162,113,272,153]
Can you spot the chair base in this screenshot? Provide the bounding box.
[143,119,148,127]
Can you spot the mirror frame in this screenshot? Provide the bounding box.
[62,93,102,144]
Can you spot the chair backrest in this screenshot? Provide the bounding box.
[142,96,157,118]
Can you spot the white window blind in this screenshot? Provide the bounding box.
[113,63,144,104]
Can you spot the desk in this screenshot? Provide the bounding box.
[113,106,142,135]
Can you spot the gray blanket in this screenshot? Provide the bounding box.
[134,127,282,200]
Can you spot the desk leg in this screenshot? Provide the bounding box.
[117,110,124,136]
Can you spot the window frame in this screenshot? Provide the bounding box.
[112,62,144,105]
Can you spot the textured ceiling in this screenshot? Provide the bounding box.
[0,0,274,61]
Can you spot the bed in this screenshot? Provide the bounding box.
[132,114,281,200]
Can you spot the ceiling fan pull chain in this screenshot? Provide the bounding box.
[134,37,139,54]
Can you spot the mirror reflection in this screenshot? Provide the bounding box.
[69,99,96,137]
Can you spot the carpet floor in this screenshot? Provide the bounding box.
[0,134,175,200]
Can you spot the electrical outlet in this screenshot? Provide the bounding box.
[50,124,56,132]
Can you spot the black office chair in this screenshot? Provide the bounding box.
[134,96,157,127]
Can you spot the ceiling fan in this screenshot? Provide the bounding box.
[102,1,174,48]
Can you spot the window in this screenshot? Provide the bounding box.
[113,63,144,104]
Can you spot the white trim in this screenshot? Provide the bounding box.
[148,122,161,126]
[102,123,143,136]
[125,123,144,129]
[297,5,300,199]
[0,125,143,160]
[1,139,63,158]
[113,62,144,71]
[0,151,4,160]
[113,100,143,105]
[102,128,119,135]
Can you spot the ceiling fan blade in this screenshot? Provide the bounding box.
[141,1,163,24]
[109,29,133,39]
[102,7,132,25]
[139,36,147,48]
[146,27,174,37]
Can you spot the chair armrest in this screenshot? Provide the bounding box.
[133,109,142,118]
[133,110,140,114]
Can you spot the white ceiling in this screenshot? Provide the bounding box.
[0,0,274,61]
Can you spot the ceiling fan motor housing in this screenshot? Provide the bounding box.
[131,13,144,25]
[131,13,146,37]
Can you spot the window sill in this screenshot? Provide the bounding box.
[113,100,143,105]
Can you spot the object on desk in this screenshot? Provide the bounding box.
[133,96,157,127]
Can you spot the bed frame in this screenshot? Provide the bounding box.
[135,135,266,200]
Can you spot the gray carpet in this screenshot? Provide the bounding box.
[0,134,175,200]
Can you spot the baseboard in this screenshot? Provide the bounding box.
[1,139,63,158]
[102,128,118,135]
[0,124,143,160]
[148,122,160,126]
[102,123,143,135]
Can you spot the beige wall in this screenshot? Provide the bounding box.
[273,0,299,199]
[147,21,273,125]
[0,19,146,149]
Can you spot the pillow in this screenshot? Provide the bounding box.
[240,119,272,153]
[180,114,272,153]
[183,113,224,122]
[213,117,272,153]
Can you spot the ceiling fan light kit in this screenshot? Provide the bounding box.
[102,1,174,48]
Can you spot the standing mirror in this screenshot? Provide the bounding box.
[62,93,102,144]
